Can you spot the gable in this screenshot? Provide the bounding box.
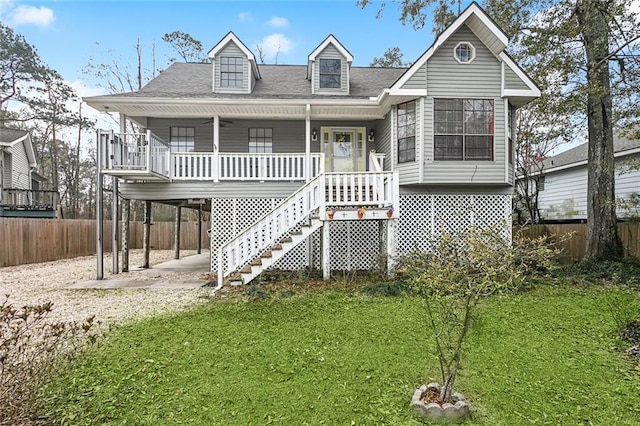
[308,35,353,95]
[504,65,530,91]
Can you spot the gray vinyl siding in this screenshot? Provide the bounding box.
[213,41,250,94]
[148,118,214,152]
[423,24,507,185]
[504,66,530,91]
[2,152,11,188]
[120,181,303,201]
[374,115,392,170]
[314,44,349,95]
[399,184,513,195]
[9,143,30,189]
[400,64,426,90]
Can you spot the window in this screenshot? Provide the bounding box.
[319,59,341,89]
[169,127,195,152]
[397,101,416,163]
[248,128,273,153]
[508,104,514,165]
[454,42,475,63]
[537,176,545,192]
[434,99,493,161]
[220,57,244,88]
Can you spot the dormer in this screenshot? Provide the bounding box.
[307,35,353,95]
[208,31,261,94]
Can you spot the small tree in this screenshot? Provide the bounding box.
[401,226,557,403]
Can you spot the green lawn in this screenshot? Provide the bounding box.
[42,284,640,425]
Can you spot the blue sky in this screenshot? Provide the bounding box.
[1,0,477,93]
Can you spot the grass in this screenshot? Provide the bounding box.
[41,283,640,425]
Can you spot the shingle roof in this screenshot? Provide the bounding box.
[98,63,407,100]
[0,128,28,144]
[543,135,640,171]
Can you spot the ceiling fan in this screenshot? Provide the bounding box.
[201,118,233,126]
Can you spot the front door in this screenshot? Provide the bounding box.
[323,127,366,172]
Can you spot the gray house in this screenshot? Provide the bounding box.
[85,3,540,284]
[0,128,57,218]
[532,136,640,221]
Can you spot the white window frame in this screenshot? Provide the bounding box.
[454,42,476,64]
[220,57,244,88]
[169,127,195,152]
[319,58,342,89]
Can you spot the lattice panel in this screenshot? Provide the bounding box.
[211,194,511,273]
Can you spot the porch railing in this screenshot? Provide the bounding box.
[105,130,170,177]
[1,189,59,209]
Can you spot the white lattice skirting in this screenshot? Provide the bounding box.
[210,194,512,272]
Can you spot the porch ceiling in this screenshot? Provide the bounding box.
[85,97,394,120]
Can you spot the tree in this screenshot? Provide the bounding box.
[370,47,410,67]
[162,31,207,63]
[0,23,48,119]
[359,0,640,260]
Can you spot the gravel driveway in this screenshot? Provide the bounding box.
[0,250,210,325]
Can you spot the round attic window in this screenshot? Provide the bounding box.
[454,42,475,64]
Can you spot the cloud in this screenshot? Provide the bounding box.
[238,11,252,22]
[7,4,55,28]
[268,16,289,28]
[257,33,293,62]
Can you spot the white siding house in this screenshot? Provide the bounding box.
[533,136,640,221]
[84,3,540,284]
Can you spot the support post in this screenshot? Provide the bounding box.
[321,222,330,280]
[386,219,398,278]
[96,131,104,280]
[379,219,386,275]
[111,177,119,274]
[305,103,311,182]
[143,201,151,268]
[122,198,130,272]
[213,116,220,182]
[174,206,182,259]
[197,205,202,255]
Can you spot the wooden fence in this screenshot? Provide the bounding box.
[0,218,210,267]
[517,223,640,261]
[2,218,639,268]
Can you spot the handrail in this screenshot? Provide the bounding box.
[217,173,323,284]
[369,151,384,172]
[1,188,59,208]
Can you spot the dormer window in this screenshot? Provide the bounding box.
[220,57,244,88]
[319,59,341,88]
[454,42,475,63]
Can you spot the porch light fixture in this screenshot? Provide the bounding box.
[311,128,318,142]
[368,129,375,142]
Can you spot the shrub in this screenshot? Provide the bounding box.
[0,296,98,425]
[400,226,559,403]
[557,257,640,285]
[361,281,410,297]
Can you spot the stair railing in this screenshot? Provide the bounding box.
[217,174,323,284]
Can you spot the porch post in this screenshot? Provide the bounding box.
[111,179,119,274]
[386,219,398,278]
[321,222,330,280]
[122,198,130,272]
[213,116,220,183]
[174,206,182,259]
[143,201,151,268]
[305,104,311,182]
[96,130,104,280]
[197,205,202,255]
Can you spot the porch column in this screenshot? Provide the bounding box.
[213,116,220,182]
[122,198,130,272]
[174,206,182,259]
[143,201,151,269]
[197,205,202,255]
[96,130,104,280]
[111,180,119,274]
[305,104,311,182]
[386,219,398,278]
[321,222,330,280]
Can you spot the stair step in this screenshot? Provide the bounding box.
[250,258,263,266]
[261,251,273,258]
[271,244,283,251]
[280,237,293,243]
[240,265,252,274]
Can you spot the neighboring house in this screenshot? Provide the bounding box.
[84,2,540,284]
[531,135,640,221]
[0,128,58,218]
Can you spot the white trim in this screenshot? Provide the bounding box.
[499,52,540,96]
[504,98,509,184]
[419,97,425,183]
[308,35,353,63]
[208,32,255,61]
[453,41,476,64]
[388,88,427,96]
[391,3,508,91]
